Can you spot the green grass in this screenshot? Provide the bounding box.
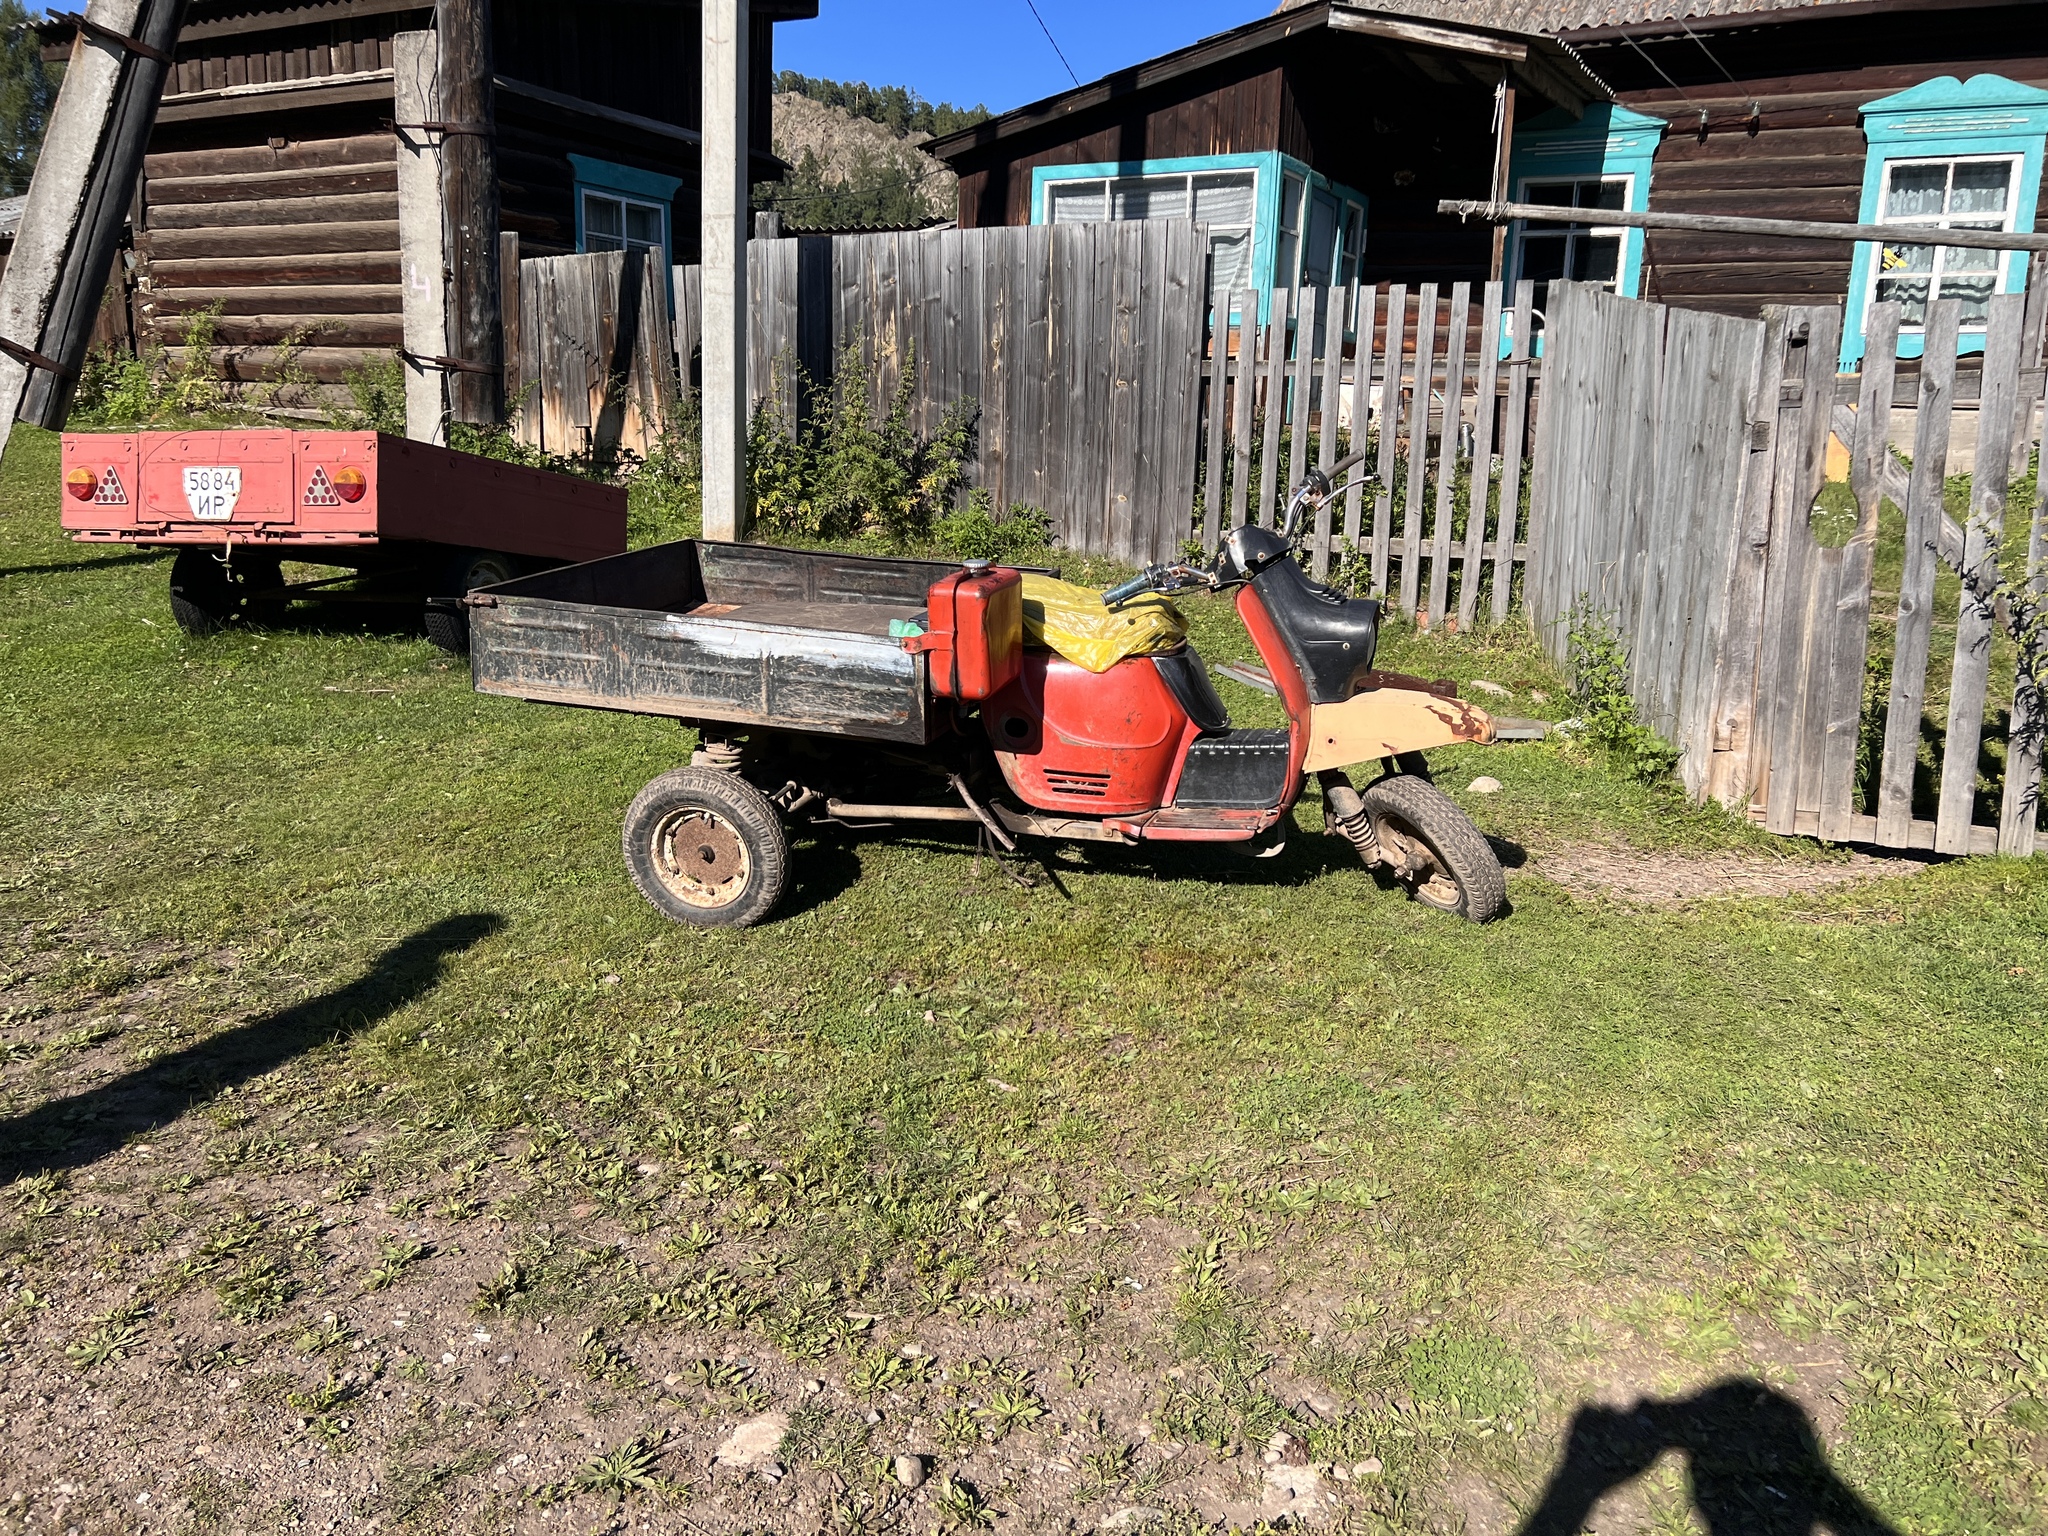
[3,424,2047,1532]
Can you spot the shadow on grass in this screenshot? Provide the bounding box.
[0,549,167,582]
[0,912,505,1184]
[1517,1379,1899,1536]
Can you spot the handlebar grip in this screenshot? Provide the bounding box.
[1325,449,1370,480]
[1101,572,1155,608]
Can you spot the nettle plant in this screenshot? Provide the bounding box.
[1565,598,1681,785]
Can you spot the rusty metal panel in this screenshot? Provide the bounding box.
[468,539,940,744]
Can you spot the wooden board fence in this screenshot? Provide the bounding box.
[678,221,1209,567]
[1530,280,2047,855]
[1194,280,1538,625]
[510,248,674,462]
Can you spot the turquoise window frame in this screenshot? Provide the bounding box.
[1029,152,1366,321]
[1841,74,2048,369]
[570,153,684,274]
[1505,103,1667,305]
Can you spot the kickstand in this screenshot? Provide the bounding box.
[978,824,1037,890]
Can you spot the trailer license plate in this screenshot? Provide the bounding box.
[183,466,241,521]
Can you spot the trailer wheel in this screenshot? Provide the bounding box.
[426,550,521,654]
[169,549,285,635]
[1360,773,1505,923]
[623,766,789,928]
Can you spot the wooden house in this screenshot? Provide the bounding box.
[43,0,815,388]
[922,2,1610,308]
[1286,0,2048,368]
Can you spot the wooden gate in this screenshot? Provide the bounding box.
[1525,282,1772,801]
[506,247,675,463]
[1532,280,2047,856]
[1750,293,2046,856]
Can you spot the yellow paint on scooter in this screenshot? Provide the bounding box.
[1302,688,1496,772]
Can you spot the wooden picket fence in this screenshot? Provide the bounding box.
[1196,280,1539,630]
[1532,280,2048,856]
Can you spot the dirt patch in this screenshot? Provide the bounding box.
[1531,843,1929,906]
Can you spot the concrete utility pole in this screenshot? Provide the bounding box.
[701,0,748,541]
[395,29,450,444]
[0,0,182,464]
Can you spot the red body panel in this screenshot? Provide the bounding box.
[60,430,626,562]
[1234,583,1312,803]
[984,651,1205,816]
[918,566,1024,700]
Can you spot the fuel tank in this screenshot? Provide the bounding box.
[983,651,1202,815]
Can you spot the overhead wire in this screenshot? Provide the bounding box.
[1022,0,1082,88]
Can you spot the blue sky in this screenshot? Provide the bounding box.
[773,1,1265,116]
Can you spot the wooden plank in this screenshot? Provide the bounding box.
[1229,285,1257,531]
[1760,307,1842,835]
[1703,307,1790,807]
[153,284,401,315]
[1875,300,1961,846]
[1399,283,1438,619]
[1105,223,1146,565]
[1492,280,1533,623]
[143,133,395,179]
[1935,293,2026,855]
[1164,219,1208,564]
[1427,281,1471,628]
[1816,302,1898,843]
[149,162,400,205]
[1343,285,1376,553]
[1373,285,1406,596]
[144,221,399,260]
[150,252,403,286]
[146,192,398,229]
[1287,284,1318,515]
[1203,296,1230,553]
[2000,396,2048,855]
[1258,288,1290,528]
[1458,281,1502,629]
[1313,283,1347,577]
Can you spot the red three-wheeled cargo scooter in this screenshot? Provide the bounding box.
[466,453,1508,924]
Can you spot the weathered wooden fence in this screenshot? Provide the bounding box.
[1533,280,2047,855]
[506,247,675,461]
[1196,280,1538,627]
[678,220,1209,566]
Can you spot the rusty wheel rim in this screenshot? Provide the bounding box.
[1376,813,1464,911]
[652,808,750,909]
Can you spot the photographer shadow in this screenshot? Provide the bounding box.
[1517,1379,1898,1536]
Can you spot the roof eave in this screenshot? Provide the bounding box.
[925,1,1609,163]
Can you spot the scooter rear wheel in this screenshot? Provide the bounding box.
[1361,774,1505,923]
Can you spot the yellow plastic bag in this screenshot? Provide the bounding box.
[1019,573,1186,673]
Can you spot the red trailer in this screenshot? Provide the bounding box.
[60,429,628,650]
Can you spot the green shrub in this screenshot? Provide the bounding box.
[750,342,977,544]
[1565,598,1680,785]
[930,490,1053,562]
[335,355,406,434]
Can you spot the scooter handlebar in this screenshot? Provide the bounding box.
[1101,570,1158,607]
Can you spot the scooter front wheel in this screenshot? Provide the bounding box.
[1361,774,1505,923]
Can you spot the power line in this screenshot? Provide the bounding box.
[1022,0,1081,89]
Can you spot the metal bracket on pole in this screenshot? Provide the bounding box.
[0,335,75,376]
[399,348,499,376]
[48,11,175,65]
[390,120,490,136]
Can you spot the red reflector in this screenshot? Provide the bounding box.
[65,467,97,501]
[333,466,367,502]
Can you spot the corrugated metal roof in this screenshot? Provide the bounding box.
[1280,0,1867,33]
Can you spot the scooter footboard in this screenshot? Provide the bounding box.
[1301,688,1494,772]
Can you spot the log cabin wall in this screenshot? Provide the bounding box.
[1570,4,2048,319]
[140,130,402,383]
[92,0,799,390]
